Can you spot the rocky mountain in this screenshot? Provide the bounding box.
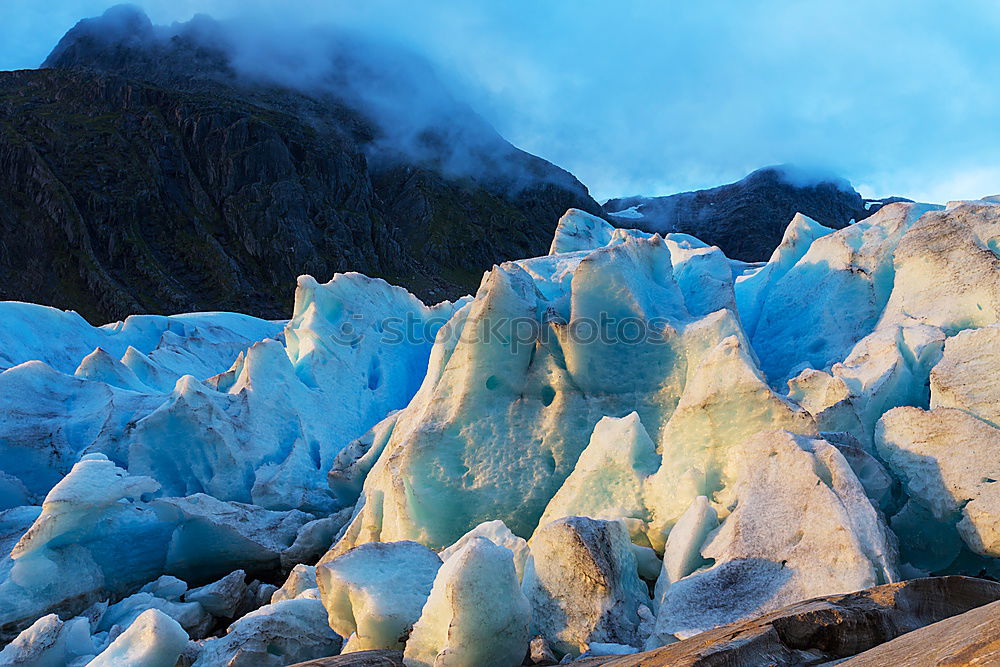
[604,166,909,261]
[0,6,602,323]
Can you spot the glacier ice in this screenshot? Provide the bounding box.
[88,608,189,667]
[522,517,649,656]
[878,407,1000,559]
[316,541,441,652]
[191,598,341,667]
[652,430,897,641]
[438,520,530,582]
[404,537,530,667]
[1,196,999,659]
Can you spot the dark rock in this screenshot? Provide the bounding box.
[840,598,1000,666]
[288,649,404,667]
[604,166,908,262]
[577,576,1000,666]
[0,7,601,323]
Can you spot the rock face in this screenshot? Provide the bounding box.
[575,576,1000,666]
[840,599,1000,666]
[603,165,900,262]
[0,6,601,322]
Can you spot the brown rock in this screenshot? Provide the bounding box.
[839,599,1000,666]
[288,649,403,667]
[580,576,1000,666]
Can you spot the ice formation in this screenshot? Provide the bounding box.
[522,517,649,654]
[315,541,441,652]
[1,199,999,663]
[404,537,530,667]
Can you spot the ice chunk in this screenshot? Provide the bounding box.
[335,238,739,552]
[89,608,189,667]
[98,591,212,639]
[153,493,312,581]
[538,413,659,539]
[184,570,247,618]
[405,537,531,667]
[735,213,835,338]
[438,520,530,582]
[273,564,319,602]
[0,457,312,639]
[653,431,897,642]
[644,335,816,549]
[654,496,718,603]
[929,324,1000,424]
[316,541,441,651]
[192,598,341,667]
[877,407,1000,557]
[280,510,352,570]
[751,202,940,385]
[140,575,188,601]
[548,208,618,254]
[880,203,1000,332]
[0,614,95,666]
[523,517,649,656]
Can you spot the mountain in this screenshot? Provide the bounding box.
[604,165,909,261]
[0,6,602,323]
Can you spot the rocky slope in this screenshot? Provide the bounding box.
[0,6,601,323]
[604,166,909,261]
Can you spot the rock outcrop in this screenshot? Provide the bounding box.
[0,6,602,322]
[604,165,903,262]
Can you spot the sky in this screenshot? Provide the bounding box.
[3,0,1000,203]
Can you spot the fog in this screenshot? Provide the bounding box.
[5,0,1000,202]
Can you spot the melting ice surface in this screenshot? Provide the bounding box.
[2,199,1000,664]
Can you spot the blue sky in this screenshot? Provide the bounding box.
[3,1,1000,203]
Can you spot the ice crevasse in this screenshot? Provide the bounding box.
[2,199,1000,663]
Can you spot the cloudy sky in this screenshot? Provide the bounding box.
[4,0,1000,202]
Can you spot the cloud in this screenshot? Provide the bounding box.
[4,0,1000,202]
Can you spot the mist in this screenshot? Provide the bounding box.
[5,0,1000,202]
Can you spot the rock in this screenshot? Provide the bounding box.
[573,576,1000,666]
[840,599,1000,665]
[604,166,878,263]
[528,636,559,665]
[316,541,441,652]
[287,650,404,666]
[404,537,530,666]
[0,8,602,323]
[523,517,649,656]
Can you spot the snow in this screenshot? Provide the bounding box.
[608,205,644,219]
[404,537,530,667]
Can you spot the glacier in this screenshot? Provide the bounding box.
[0,200,999,663]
